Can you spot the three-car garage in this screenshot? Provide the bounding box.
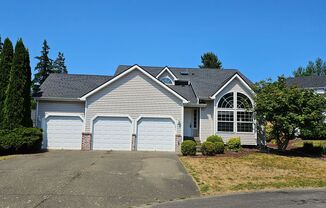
[43,115,177,152]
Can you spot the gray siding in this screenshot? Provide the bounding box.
[85,70,183,133]
[37,101,85,127]
[214,78,257,145]
[199,100,214,142]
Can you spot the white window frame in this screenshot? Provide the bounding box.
[216,91,254,133]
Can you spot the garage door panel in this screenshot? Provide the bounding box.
[45,116,83,150]
[92,117,132,151]
[137,118,175,152]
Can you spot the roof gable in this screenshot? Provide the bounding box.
[80,65,189,103]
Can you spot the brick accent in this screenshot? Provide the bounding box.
[131,134,137,151]
[175,134,182,154]
[82,133,92,150]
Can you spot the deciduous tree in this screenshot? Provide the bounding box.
[254,77,326,150]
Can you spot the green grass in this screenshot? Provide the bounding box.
[180,153,326,195]
[293,140,326,148]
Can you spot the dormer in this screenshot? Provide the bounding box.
[156,67,178,85]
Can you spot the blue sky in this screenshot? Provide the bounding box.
[1,0,325,82]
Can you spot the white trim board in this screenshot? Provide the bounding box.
[80,65,188,103]
[156,67,178,81]
[44,112,85,121]
[210,74,255,99]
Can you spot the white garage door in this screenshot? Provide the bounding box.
[45,116,83,149]
[137,117,175,152]
[92,117,132,150]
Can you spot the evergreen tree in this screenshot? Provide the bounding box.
[22,48,32,127]
[3,39,27,129]
[0,36,3,53]
[0,38,13,128]
[53,52,68,74]
[293,58,326,77]
[199,52,223,70]
[33,40,53,93]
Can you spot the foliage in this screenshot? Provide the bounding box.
[3,39,27,130]
[0,36,3,53]
[181,140,197,156]
[199,52,222,70]
[206,135,223,143]
[52,52,67,74]
[293,58,326,77]
[300,123,326,140]
[214,141,225,154]
[0,128,42,154]
[0,38,13,129]
[22,48,32,127]
[294,142,326,155]
[201,141,216,156]
[254,76,326,150]
[33,40,53,93]
[227,137,241,151]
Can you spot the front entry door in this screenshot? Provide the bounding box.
[184,108,194,137]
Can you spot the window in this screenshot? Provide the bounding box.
[217,111,234,132]
[217,92,254,133]
[237,111,253,132]
[218,92,234,108]
[237,93,252,108]
[193,109,197,128]
[160,76,173,85]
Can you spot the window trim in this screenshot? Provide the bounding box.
[159,76,174,85]
[216,91,254,133]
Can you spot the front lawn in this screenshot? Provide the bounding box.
[0,155,15,161]
[180,153,326,195]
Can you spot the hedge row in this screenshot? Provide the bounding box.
[0,128,43,154]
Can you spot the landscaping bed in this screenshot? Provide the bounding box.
[180,152,326,195]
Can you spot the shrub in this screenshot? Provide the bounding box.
[0,128,43,154]
[201,141,216,156]
[206,135,223,143]
[298,142,325,155]
[215,141,225,154]
[227,137,241,151]
[181,140,197,156]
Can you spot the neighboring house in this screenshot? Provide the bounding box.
[286,75,326,97]
[34,65,257,152]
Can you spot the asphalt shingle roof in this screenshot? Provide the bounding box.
[35,74,113,99]
[36,65,254,103]
[286,76,326,88]
[116,65,254,99]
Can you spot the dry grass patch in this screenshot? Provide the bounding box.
[0,155,15,161]
[180,153,326,195]
[292,140,326,148]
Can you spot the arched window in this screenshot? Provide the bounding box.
[218,92,234,108]
[217,92,254,133]
[237,93,252,109]
[160,76,173,85]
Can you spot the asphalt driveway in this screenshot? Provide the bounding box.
[0,151,199,208]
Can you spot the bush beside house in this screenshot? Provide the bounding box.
[227,137,241,151]
[181,140,197,156]
[0,128,43,154]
